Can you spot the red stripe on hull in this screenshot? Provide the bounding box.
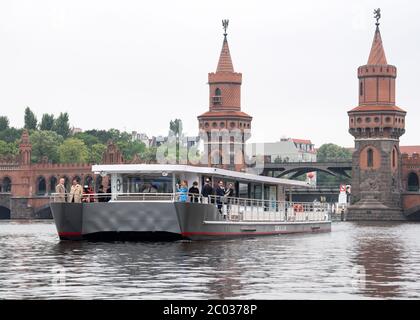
[58,232,82,237]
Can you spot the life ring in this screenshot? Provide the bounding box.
[293,204,303,212]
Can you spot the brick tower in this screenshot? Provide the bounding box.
[19,129,32,166]
[347,10,407,220]
[197,20,252,171]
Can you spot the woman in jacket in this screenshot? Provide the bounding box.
[176,180,188,202]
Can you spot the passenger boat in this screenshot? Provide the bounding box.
[50,164,331,241]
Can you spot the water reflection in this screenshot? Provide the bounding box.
[351,222,405,298]
[0,221,420,299]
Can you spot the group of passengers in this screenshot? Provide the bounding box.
[54,178,111,203]
[176,178,234,214]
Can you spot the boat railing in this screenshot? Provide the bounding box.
[204,194,329,222]
[50,192,330,222]
[50,192,176,203]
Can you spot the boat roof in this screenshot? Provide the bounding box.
[92,164,312,188]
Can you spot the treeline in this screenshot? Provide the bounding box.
[0,107,156,164]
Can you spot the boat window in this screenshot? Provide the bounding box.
[264,185,270,201]
[252,184,263,200]
[238,183,249,199]
[122,174,173,194]
[265,185,278,210]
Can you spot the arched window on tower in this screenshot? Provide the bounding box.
[359,82,363,96]
[212,88,222,105]
[392,148,396,168]
[367,148,374,168]
[408,172,419,192]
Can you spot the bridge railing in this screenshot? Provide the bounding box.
[262,158,352,165]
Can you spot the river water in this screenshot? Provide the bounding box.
[0,220,420,299]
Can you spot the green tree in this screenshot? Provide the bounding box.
[0,116,9,131]
[58,138,88,163]
[142,146,157,163]
[39,114,55,131]
[0,140,10,156]
[317,143,352,162]
[30,130,64,163]
[73,132,100,147]
[84,129,114,144]
[83,128,135,146]
[53,112,71,138]
[88,143,107,164]
[0,140,18,157]
[0,128,23,143]
[117,140,146,161]
[24,107,37,130]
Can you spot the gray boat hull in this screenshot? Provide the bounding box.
[50,202,331,241]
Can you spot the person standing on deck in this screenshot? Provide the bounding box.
[55,178,66,202]
[215,181,226,214]
[188,181,200,203]
[225,183,234,214]
[201,178,214,204]
[176,180,188,202]
[68,179,83,203]
[81,185,90,203]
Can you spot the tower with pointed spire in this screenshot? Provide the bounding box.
[19,129,32,166]
[198,20,252,170]
[347,10,407,220]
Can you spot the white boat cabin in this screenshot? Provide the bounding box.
[92,164,312,203]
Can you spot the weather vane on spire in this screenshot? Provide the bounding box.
[222,19,229,38]
[374,8,381,26]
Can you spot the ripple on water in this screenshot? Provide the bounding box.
[1,221,420,299]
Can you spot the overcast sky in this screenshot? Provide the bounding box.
[0,0,419,148]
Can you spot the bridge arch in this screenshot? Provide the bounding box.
[95,175,103,191]
[261,161,352,180]
[1,176,12,193]
[408,172,419,192]
[49,176,57,194]
[0,205,10,219]
[34,203,52,219]
[276,167,338,179]
[61,175,70,192]
[36,176,47,195]
[84,175,93,188]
